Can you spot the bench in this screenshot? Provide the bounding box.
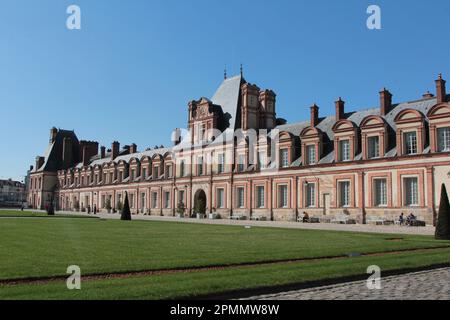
[250,215,267,221]
[331,214,355,224]
[230,214,247,220]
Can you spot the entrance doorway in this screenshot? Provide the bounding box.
[193,189,207,216]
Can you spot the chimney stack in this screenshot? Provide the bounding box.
[379,88,393,116]
[49,127,58,143]
[111,141,120,160]
[62,137,73,168]
[35,156,44,170]
[82,145,89,166]
[310,104,319,127]
[130,143,137,154]
[422,91,434,99]
[100,146,106,158]
[436,73,447,103]
[335,97,345,121]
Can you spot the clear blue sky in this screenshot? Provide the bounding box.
[1,0,450,181]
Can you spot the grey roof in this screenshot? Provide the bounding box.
[211,75,243,130]
[89,147,173,167]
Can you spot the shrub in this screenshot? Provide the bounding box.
[121,192,132,221]
[435,184,450,240]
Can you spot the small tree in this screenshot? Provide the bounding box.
[176,201,185,217]
[105,198,112,213]
[435,184,450,240]
[121,192,132,221]
[74,200,80,212]
[117,200,123,212]
[47,198,55,216]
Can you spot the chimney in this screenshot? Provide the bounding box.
[100,146,106,158]
[422,91,434,99]
[310,104,319,127]
[29,165,34,171]
[62,137,73,168]
[172,128,182,146]
[49,127,58,143]
[111,141,120,160]
[379,88,393,116]
[130,143,137,154]
[35,156,44,170]
[436,73,447,103]
[82,146,89,166]
[335,97,345,121]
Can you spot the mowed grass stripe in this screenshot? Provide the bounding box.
[1,216,448,281]
[1,248,450,300]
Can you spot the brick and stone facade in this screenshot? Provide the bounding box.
[28,74,450,225]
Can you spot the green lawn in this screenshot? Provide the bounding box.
[0,215,449,299]
[0,210,93,218]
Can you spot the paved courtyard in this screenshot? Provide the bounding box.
[244,267,450,300]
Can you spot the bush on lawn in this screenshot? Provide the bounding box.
[121,192,132,221]
[435,184,450,240]
[47,202,55,216]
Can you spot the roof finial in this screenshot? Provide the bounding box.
[224,66,227,80]
[240,63,243,77]
[438,73,443,80]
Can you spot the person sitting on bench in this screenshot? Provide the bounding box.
[302,212,310,223]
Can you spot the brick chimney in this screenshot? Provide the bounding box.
[335,97,345,121]
[436,73,447,103]
[172,128,182,146]
[422,91,434,99]
[62,137,73,168]
[379,88,393,116]
[49,127,58,143]
[310,104,319,127]
[35,156,44,170]
[130,143,137,154]
[111,141,120,160]
[100,146,106,158]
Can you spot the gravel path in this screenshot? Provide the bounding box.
[244,267,450,300]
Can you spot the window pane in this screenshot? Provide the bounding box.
[306,145,316,165]
[256,186,265,208]
[404,132,417,155]
[438,127,450,152]
[368,136,380,158]
[279,185,288,208]
[404,177,418,206]
[305,183,315,207]
[280,149,289,168]
[339,181,350,207]
[339,140,350,161]
[217,189,224,208]
[237,188,244,208]
[374,179,387,206]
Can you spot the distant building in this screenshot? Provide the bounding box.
[28,73,450,225]
[0,179,26,207]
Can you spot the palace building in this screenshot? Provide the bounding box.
[28,73,450,225]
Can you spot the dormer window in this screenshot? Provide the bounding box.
[339,140,350,161]
[438,127,450,152]
[237,155,245,172]
[218,154,225,173]
[305,145,316,165]
[403,132,417,155]
[367,136,380,159]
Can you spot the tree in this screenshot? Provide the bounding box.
[121,192,132,221]
[47,197,55,216]
[105,198,112,213]
[176,201,185,217]
[435,184,450,240]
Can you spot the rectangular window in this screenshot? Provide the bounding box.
[339,140,350,161]
[142,168,147,179]
[164,191,170,209]
[373,178,387,206]
[153,166,159,179]
[101,195,105,208]
[278,185,288,208]
[218,154,225,173]
[306,145,316,165]
[257,151,266,169]
[131,169,135,181]
[197,157,203,176]
[404,132,417,155]
[305,183,315,207]
[180,161,185,177]
[368,136,380,159]
[438,127,450,152]
[141,193,146,210]
[256,186,265,208]
[217,188,225,208]
[237,187,245,208]
[237,155,245,172]
[152,192,158,209]
[178,190,185,205]
[130,194,135,208]
[404,177,419,206]
[339,181,351,207]
[280,149,289,168]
